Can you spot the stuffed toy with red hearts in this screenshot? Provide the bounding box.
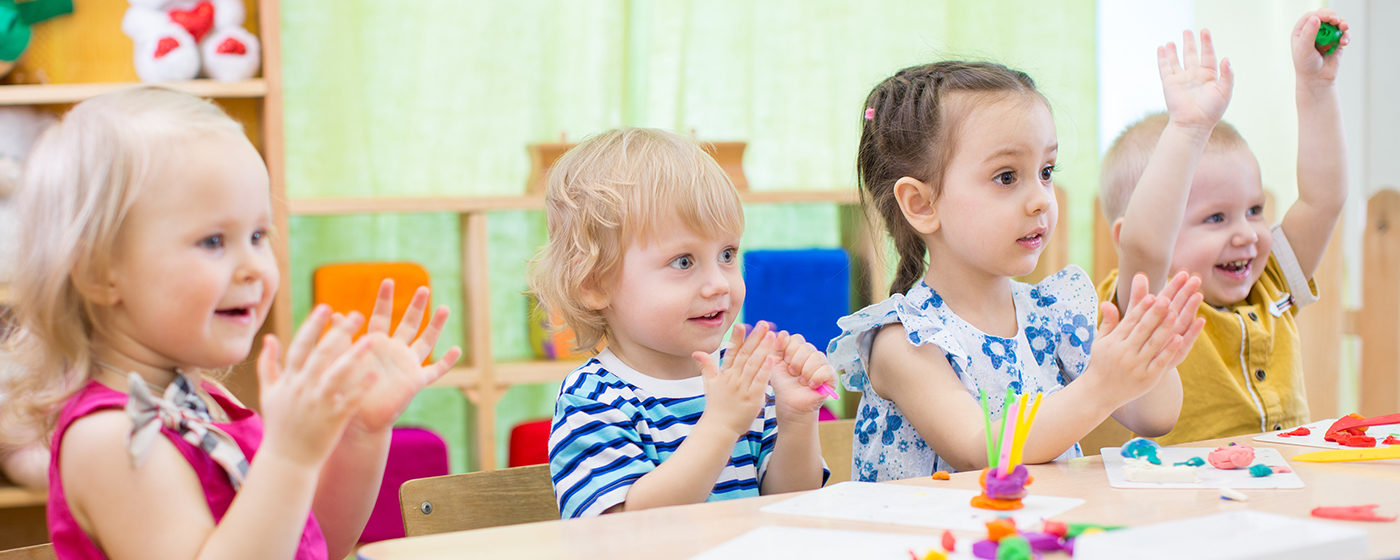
[121,0,260,82]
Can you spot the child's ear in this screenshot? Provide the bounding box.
[577,277,610,311]
[70,254,121,306]
[1111,218,1124,248]
[893,176,940,235]
[70,270,120,306]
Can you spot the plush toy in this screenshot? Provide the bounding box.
[121,0,260,82]
[0,0,73,79]
[0,107,56,283]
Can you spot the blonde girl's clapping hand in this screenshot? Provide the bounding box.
[352,280,463,433]
[255,305,377,468]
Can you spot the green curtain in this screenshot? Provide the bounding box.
[280,0,1097,471]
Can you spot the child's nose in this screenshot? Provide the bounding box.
[700,266,730,298]
[1027,185,1054,215]
[1231,223,1260,246]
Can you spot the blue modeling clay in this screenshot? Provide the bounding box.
[1174,457,1205,467]
[1121,437,1162,465]
[1248,464,1274,477]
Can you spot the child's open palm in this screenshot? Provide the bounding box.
[1091,272,1205,405]
[255,306,376,468]
[693,322,778,437]
[1158,29,1234,131]
[769,328,835,419]
[1292,10,1349,85]
[352,280,463,434]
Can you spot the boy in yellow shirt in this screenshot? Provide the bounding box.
[1098,10,1349,445]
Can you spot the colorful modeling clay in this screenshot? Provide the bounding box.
[985,518,1017,541]
[1173,456,1205,467]
[1123,458,1199,483]
[1207,443,1255,469]
[1315,21,1342,54]
[930,470,951,480]
[995,536,1031,560]
[1384,435,1400,445]
[1248,464,1273,477]
[1310,504,1397,522]
[1220,487,1247,501]
[1279,426,1311,437]
[1120,437,1162,465]
[941,529,955,552]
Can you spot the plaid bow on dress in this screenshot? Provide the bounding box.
[124,372,250,489]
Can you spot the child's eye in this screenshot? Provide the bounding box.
[670,255,694,270]
[251,229,267,245]
[198,235,224,249]
[719,247,737,264]
[1205,213,1225,224]
[1040,164,1056,182]
[1247,205,1264,217]
[994,171,1016,186]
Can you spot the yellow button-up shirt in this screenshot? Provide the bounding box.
[1096,228,1317,445]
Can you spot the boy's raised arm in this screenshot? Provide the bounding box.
[1115,30,1234,313]
[1280,9,1349,277]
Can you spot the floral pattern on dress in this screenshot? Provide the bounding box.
[828,265,1097,481]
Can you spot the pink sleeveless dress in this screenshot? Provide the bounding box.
[47,380,328,559]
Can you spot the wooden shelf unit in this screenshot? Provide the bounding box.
[289,190,881,470]
[0,79,268,106]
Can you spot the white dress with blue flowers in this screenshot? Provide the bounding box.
[827,265,1097,481]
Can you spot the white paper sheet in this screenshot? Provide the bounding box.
[1074,510,1367,560]
[1253,418,1399,449]
[1100,446,1303,489]
[691,526,973,560]
[758,481,1084,531]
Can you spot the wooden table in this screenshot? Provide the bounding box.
[356,435,1400,559]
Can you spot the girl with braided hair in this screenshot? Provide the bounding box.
[828,56,1217,481]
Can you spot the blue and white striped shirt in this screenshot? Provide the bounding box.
[548,348,777,518]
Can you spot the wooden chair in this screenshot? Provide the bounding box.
[818,419,855,484]
[0,543,54,560]
[399,464,559,537]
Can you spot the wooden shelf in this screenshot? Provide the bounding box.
[0,79,268,106]
[0,485,45,509]
[432,360,576,391]
[288,189,857,216]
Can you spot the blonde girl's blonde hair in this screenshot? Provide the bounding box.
[0,87,246,444]
[528,128,745,353]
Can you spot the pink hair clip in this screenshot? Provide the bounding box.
[864,107,875,121]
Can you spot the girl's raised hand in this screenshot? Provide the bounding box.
[693,322,778,437]
[353,279,463,434]
[1292,9,1349,85]
[769,328,836,419]
[255,305,377,468]
[1158,29,1234,132]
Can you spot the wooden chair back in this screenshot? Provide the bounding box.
[818,419,855,484]
[399,464,559,537]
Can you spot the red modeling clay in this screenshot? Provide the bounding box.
[1383,435,1400,445]
[1329,431,1378,448]
[1310,504,1398,522]
[941,529,955,552]
[1324,412,1400,439]
[1279,426,1310,437]
[1042,520,1067,538]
